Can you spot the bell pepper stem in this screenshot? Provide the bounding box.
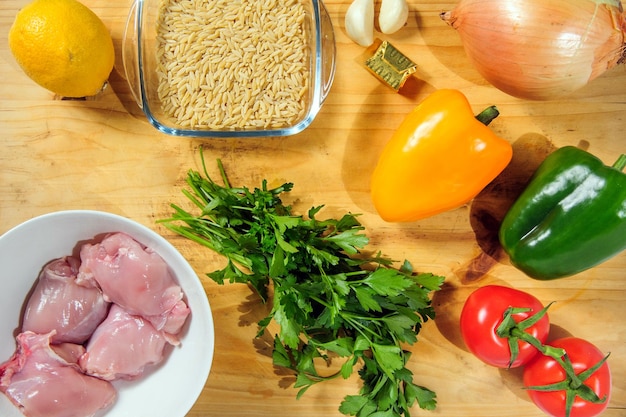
[475,105,500,126]
[613,154,626,171]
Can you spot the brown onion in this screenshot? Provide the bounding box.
[441,0,626,100]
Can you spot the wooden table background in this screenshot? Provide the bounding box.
[1,1,624,416]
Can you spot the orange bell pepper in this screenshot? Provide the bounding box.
[370,89,512,222]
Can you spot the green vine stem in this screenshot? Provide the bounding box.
[495,305,609,417]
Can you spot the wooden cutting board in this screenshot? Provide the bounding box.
[0,0,624,416]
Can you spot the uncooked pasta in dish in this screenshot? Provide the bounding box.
[155,0,311,130]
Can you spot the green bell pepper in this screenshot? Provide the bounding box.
[499,146,626,280]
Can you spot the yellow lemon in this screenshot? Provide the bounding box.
[8,0,115,98]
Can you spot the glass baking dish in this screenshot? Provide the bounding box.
[123,0,336,137]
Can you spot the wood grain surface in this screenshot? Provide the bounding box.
[1,1,624,416]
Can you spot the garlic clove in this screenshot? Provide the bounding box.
[345,0,375,47]
[379,0,409,34]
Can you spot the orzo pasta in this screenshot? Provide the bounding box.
[155,0,310,130]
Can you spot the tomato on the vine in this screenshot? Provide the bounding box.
[523,337,611,417]
[460,285,550,368]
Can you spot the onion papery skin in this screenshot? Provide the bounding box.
[442,0,626,100]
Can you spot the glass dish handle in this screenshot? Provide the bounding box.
[122,0,143,109]
[319,1,336,103]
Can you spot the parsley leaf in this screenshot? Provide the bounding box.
[160,155,444,417]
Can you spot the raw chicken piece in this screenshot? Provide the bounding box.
[22,257,110,344]
[79,304,170,381]
[78,232,190,335]
[50,342,86,364]
[0,331,116,417]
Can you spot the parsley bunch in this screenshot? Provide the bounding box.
[160,156,444,417]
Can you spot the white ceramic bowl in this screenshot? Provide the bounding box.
[0,210,214,417]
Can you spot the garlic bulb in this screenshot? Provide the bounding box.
[441,0,626,100]
[345,0,375,47]
[379,0,409,34]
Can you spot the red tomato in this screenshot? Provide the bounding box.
[460,285,550,368]
[523,337,611,417]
